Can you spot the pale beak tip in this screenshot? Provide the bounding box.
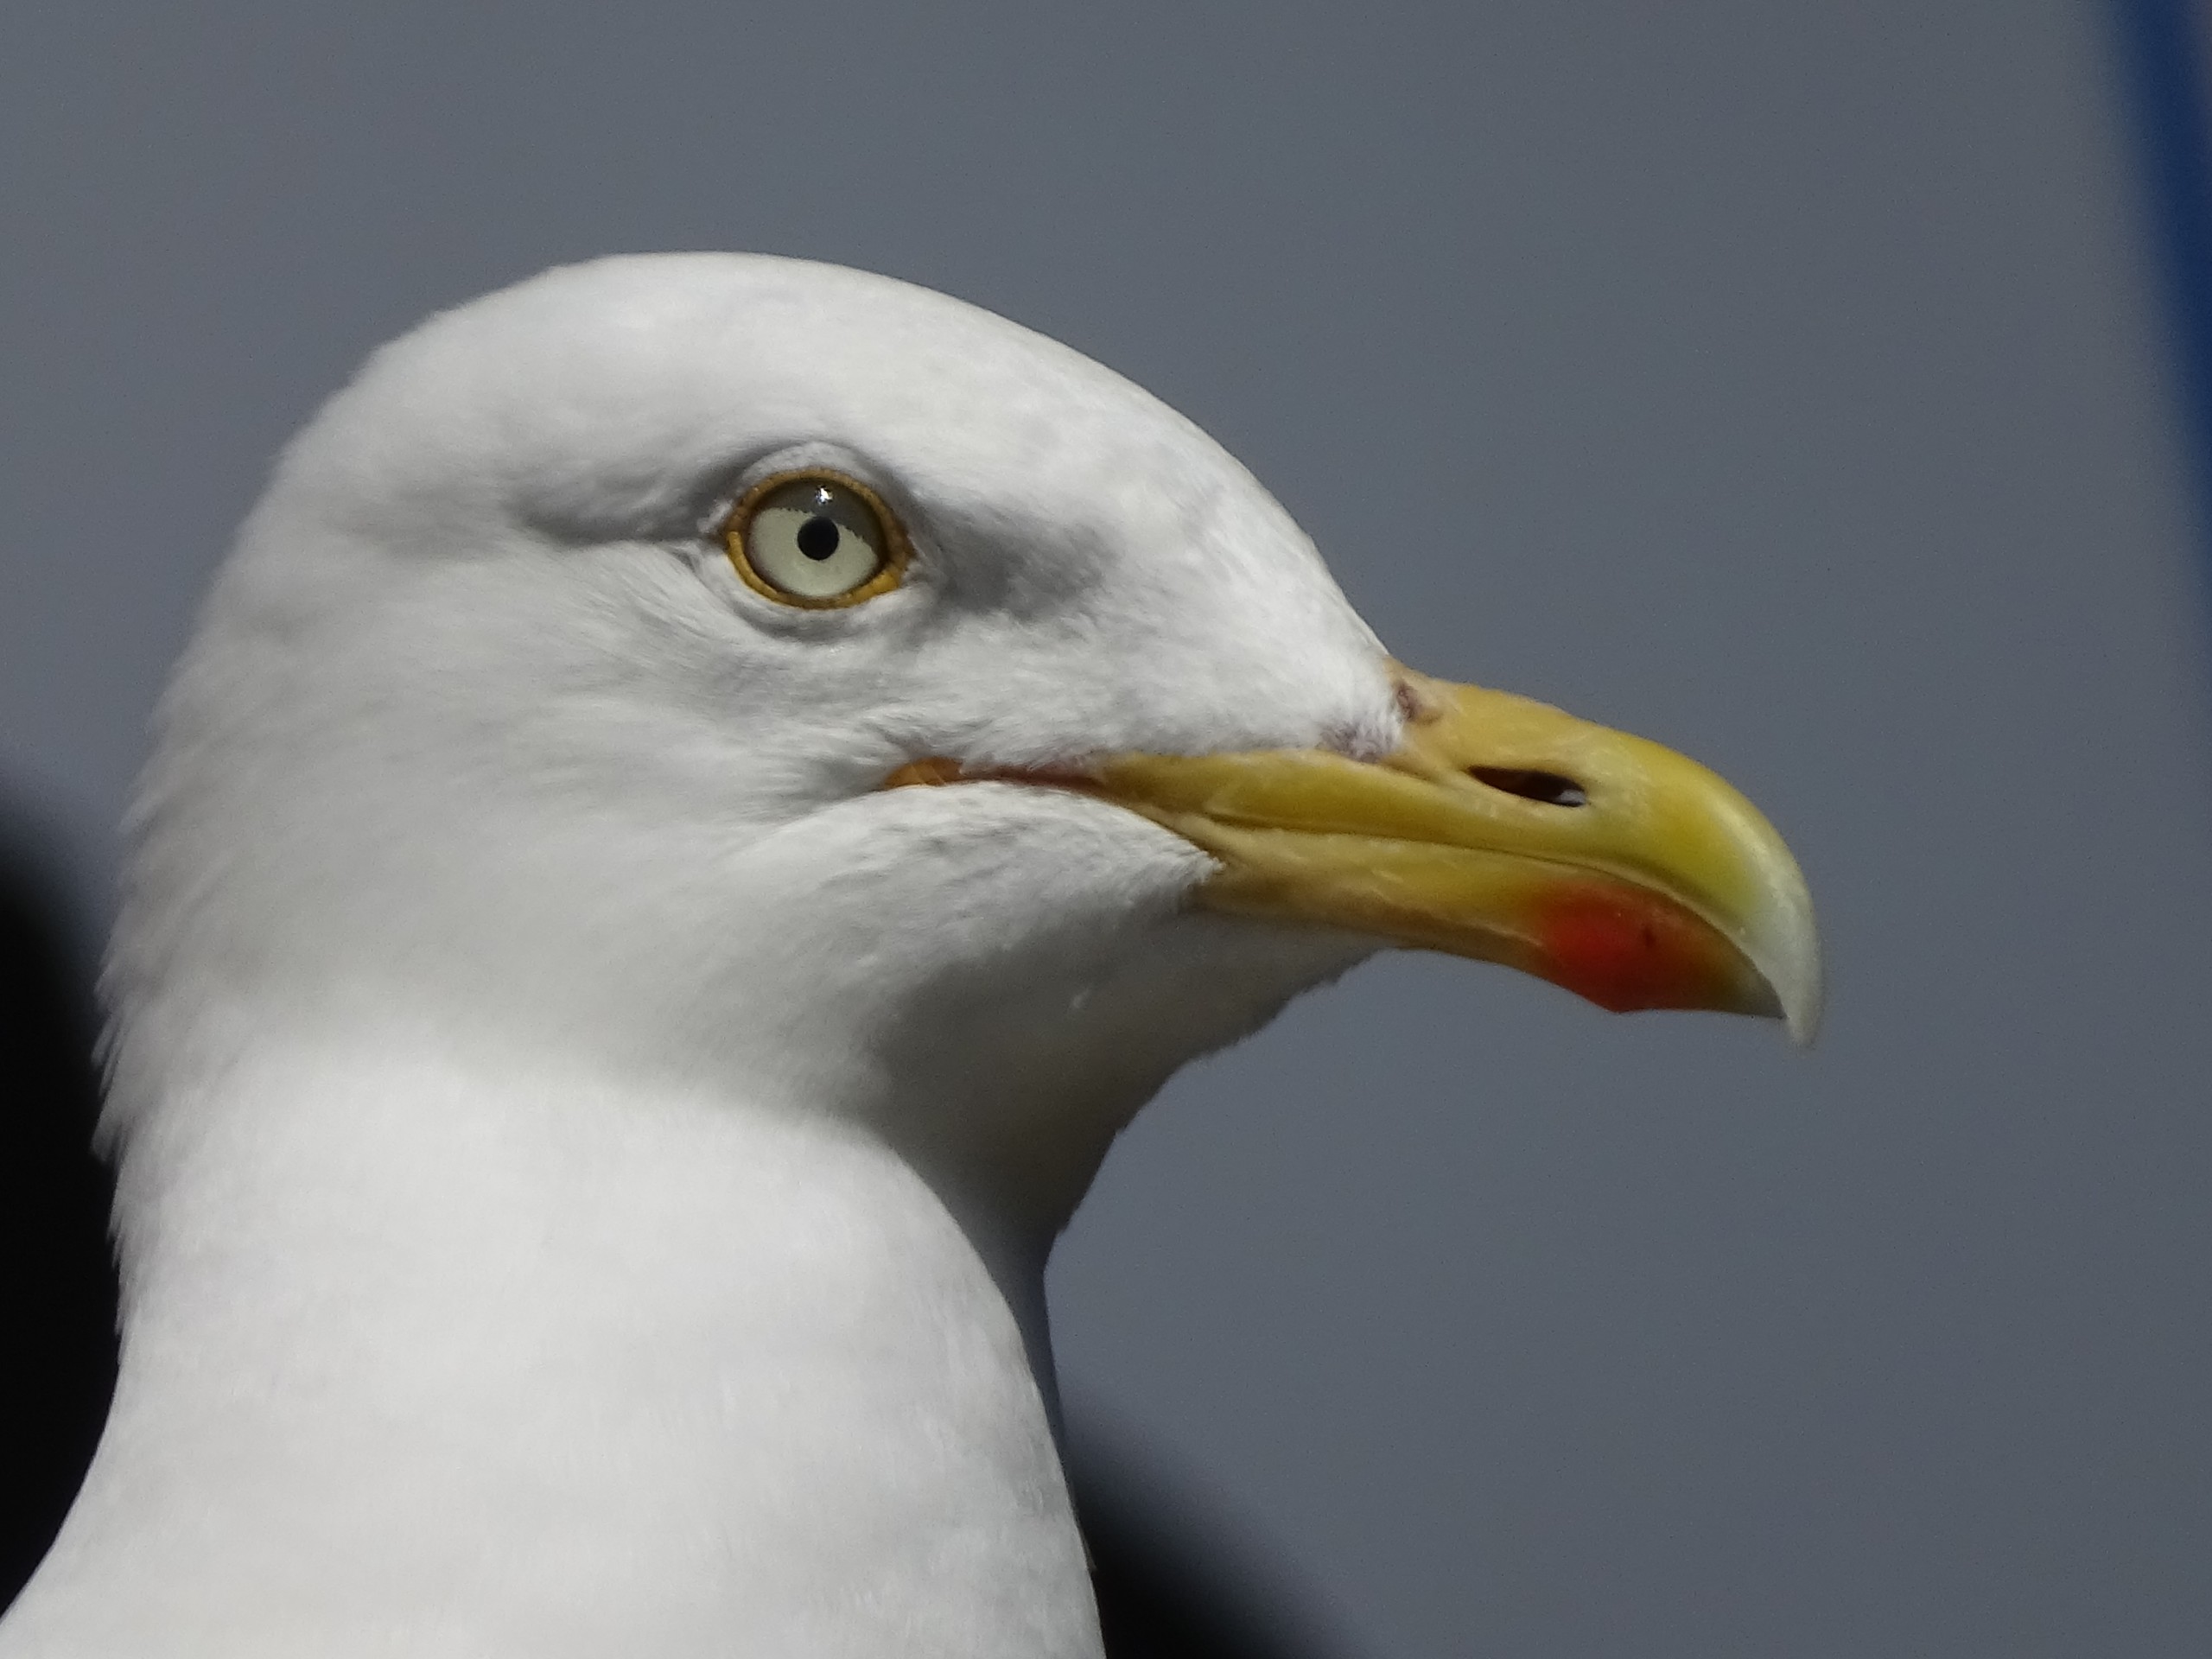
[1728,951,1820,1047]
[1770,934,1825,1050]
[1785,990,1824,1050]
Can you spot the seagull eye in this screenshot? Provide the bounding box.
[724,471,907,607]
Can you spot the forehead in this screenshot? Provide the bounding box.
[372,256,1217,502]
[289,255,1347,634]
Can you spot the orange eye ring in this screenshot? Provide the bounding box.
[722,469,912,609]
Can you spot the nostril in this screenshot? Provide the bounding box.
[1470,766,1589,808]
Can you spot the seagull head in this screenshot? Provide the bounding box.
[111,254,1818,1249]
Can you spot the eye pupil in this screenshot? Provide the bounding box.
[795,515,842,561]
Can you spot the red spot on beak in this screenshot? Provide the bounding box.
[1534,886,1738,1014]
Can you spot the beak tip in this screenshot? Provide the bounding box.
[1785,997,1823,1049]
[1743,861,1822,1050]
[1769,944,1824,1050]
[1729,954,1820,1047]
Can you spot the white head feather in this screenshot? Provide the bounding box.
[11,257,1403,1658]
[107,253,1401,1233]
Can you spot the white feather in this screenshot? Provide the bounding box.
[5,255,1397,1657]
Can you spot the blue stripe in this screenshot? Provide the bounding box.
[2113,1,2212,570]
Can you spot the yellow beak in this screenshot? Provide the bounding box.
[888,666,1821,1043]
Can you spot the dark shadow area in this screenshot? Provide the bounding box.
[1068,1417,1353,1659]
[0,819,117,1610]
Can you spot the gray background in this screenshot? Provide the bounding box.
[6,3,2210,1654]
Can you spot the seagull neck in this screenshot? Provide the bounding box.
[11,1036,1098,1656]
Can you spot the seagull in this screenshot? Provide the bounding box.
[0,255,1818,1658]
